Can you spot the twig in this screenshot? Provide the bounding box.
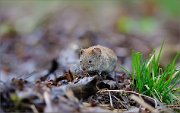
[112,95,129,109]
[44,91,53,112]
[22,104,39,113]
[99,89,158,108]
[30,104,39,113]
[166,104,180,108]
[130,95,158,113]
[108,91,113,108]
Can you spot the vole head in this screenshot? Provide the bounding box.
[79,47,101,72]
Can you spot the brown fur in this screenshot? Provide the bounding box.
[80,45,117,73]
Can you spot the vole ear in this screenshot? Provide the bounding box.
[80,49,84,55]
[92,48,101,56]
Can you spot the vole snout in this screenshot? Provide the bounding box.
[82,67,86,71]
[80,62,91,71]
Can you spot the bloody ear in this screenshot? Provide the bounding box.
[92,48,101,56]
[80,49,84,55]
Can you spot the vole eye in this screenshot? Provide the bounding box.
[88,60,92,64]
[80,61,82,63]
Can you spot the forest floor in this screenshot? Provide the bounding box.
[0,1,180,113]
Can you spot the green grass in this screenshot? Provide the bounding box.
[129,45,180,104]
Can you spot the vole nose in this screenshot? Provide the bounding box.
[82,68,86,71]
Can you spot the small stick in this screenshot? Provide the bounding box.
[30,104,39,113]
[130,95,158,113]
[108,91,113,108]
[166,104,180,108]
[99,89,158,108]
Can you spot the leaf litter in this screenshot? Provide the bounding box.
[0,2,180,113]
